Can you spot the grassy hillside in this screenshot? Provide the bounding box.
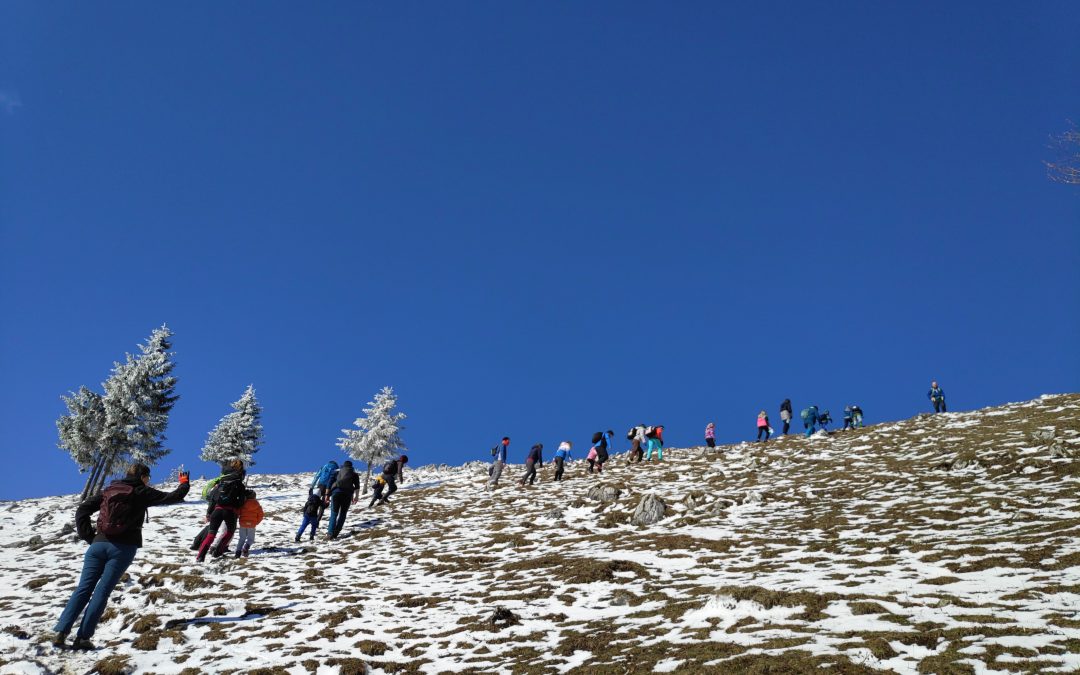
[1,394,1078,674]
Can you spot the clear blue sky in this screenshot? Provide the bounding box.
[2,3,1078,501]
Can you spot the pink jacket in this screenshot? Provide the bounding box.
[704,426,715,439]
[587,447,598,460]
[757,415,769,428]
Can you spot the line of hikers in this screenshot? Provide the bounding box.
[486,425,667,489]
[297,454,408,541]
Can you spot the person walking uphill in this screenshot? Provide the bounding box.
[234,490,263,558]
[928,382,947,413]
[552,442,572,481]
[801,405,819,437]
[593,430,614,473]
[377,454,408,505]
[196,460,246,563]
[780,399,793,435]
[757,411,771,442]
[295,492,322,542]
[487,437,509,490]
[704,423,716,448]
[52,464,190,650]
[327,460,361,539]
[310,460,339,521]
[520,443,543,486]
[643,425,665,461]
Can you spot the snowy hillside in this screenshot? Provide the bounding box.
[1,395,1079,674]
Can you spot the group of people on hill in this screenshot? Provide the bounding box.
[486,425,667,489]
[299,455,409,541]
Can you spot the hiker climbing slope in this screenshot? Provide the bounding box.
[327,460,361,539]
[53,463,190,650]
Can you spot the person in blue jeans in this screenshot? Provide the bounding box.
[53,463,190,650]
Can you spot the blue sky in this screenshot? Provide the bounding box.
[1,2,1078,501]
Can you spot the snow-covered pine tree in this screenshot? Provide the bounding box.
[200,385,264,467]
[57,386,107,499]
[338,386,407,493]
[88,325,179,497]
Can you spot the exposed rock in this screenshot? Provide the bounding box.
[710,499,735,515]
[1049,439,1074,459]
[587,484,622,503]
[630,494,666,526]
[59,522,74,536]
[26,535,44,550]
[488,606,520,631]
[1030,428,1056,442]
[683,492,707,509]
[742,490,762,505]
[544,507,565,520]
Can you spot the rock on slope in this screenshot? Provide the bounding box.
[1,394,1078,674]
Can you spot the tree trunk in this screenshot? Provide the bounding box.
[80,455,105,501]
[362,465,372,495]
[93,455,116,496]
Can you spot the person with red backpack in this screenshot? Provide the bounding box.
[196,460,246,562]
[52,463,190,650]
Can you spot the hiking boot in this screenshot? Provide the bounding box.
[294,534,301,543]
[50,631,68,648]
[234,550,242,559]
[71,637,96,651]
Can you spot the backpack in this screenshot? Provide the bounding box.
[383,460,398,476]
[314,462,338,487]
[645,426,658,439]
[201,475,222,501]
[491,445,499,457]
[210,475,247,508]
[303,494,322,517]
[334,465,359,491]
[591,431,603,444]
[626,427,636,441]
[800,408,811,421]
[97,482,141,537]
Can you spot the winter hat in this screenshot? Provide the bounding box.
[342,460,353,468]
[399,455,409,463]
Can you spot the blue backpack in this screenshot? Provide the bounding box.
[314,461,339,488]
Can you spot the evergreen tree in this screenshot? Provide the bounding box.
[338,386,407,492]
[200,385,263,467]
[57,386,106,498]
[56,326,179,499]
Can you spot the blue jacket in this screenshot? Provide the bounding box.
[802,406,819,424]
[525,444,543,465]
[553,446,572,461]
[493,442,508,463]
[928,387,945,401]
[311,461,339,489]
[600,431,614,451]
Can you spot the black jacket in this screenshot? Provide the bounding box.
[332,465,361,497]
[780,399,792,414]
[77,477,190,548]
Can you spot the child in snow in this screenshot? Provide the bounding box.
[552,442,572,481]
[234,490,263,558]
[586,446,598,473]
[705,423,716,448]
[756,411,770,442]
[367,475,387,508]
[296,492,322,542]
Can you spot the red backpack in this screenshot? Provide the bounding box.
[96,482,141,536]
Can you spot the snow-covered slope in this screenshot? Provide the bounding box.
[1,395,1079,674]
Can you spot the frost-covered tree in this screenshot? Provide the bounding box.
[200,385,264,467]
[338,386,407,493]
[57,326,179,499]
[57,386,106,498]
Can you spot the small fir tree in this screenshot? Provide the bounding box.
[338,386,407,492]
[200,385,264,467]
[60,325,179,499]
